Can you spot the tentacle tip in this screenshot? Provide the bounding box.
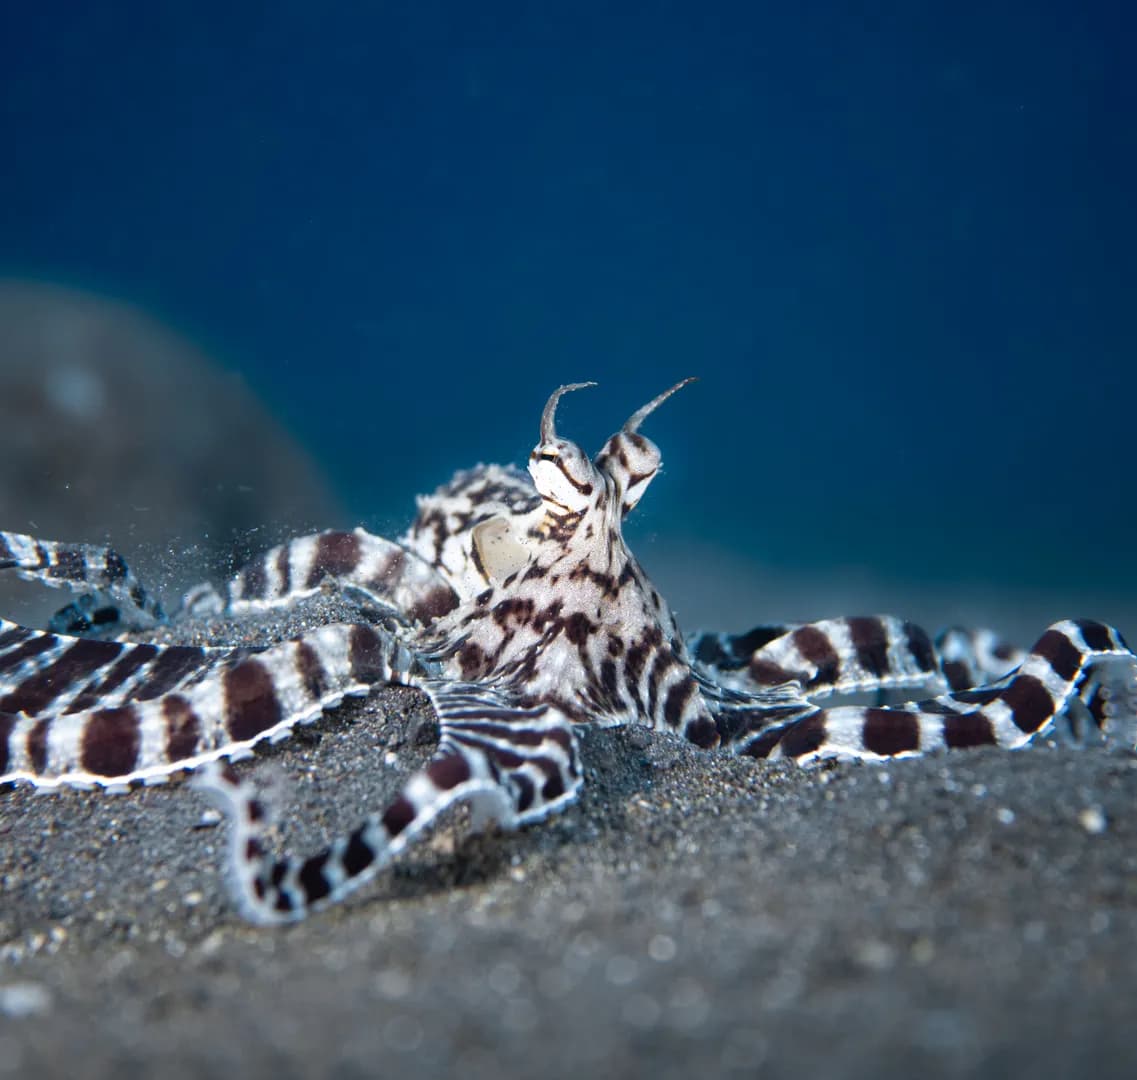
[622,377,698,433]
[540,381,598,442]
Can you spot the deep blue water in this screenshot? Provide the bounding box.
[2,2,1134,618]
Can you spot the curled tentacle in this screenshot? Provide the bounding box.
[196,681,583,924]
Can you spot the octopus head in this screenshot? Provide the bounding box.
[529,378,695,521]
[595,377,694,515]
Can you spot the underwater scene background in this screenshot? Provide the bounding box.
[0,2,1133,642]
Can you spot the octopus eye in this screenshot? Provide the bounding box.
[529,442,597,511]
[593,378,694,516]
[529,383,602,512]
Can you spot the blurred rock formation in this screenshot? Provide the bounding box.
[0,281,343,624]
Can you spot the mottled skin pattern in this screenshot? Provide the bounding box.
[2,379,1136,924]
[415,379,716,747]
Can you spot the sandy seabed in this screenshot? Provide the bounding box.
[2,669,1136,1079]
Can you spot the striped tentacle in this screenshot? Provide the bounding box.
[688,624,798,677]
[221,528,458,626]
[935,626,1025,691]
[930,626,1128,743]
[1,621,416,790]
[197,681,582,924]
[737,620,1135,762]
[697,616,943,701]
[0,530,165,627]
[0,617,242,716]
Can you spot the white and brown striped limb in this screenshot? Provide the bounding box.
[196,683,582,924]
[218,528,459,625]
[692,615,944,701]
[0,619,417,790]
[0,529,165,628]
[735,620,1135,761]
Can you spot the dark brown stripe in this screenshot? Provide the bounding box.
[952,687,1001,706]
[474,741,525,771]
[599,658,620,706]
[913,700,960,715]
[298,852,333,903]
[861,708,919,755]
[792,626,840,687]
[848,617,890,679]
[273,889,295,914]
[49,548,85,581]
[410,584,458,623]
[371,548,406,590]
[692,633,732,670]
[0,711,16,774]
[942,712,998,749]
[1031,628,1082,683]
[275,543,291,596]
[740,725,785,758]
[295,642,329,700]
[941,659,972,692]
[445,721,547,747]
[541,765,566,801]
[0,637,124,716]
[513,771,536,811]
[1084,684,1109,731]
[163,695,201,761]
[224,659,283,741]
[240,556,268,601]
[624,641,649,708]
[749,658,798,686]
[27,717,50,773]
[0,633,59,675]
[80,706,141,777]
[382,795,416,837]
[103,550,129,582]
[718,705,806,746]
[348,625,388,684]
[1001,674,1054,734]
[65,643,160,713]
[551,456,594,495]
[305,531,362,589]
[903,622,936,673]
[684,713,719,749]
[426,751,472,791]
[992,640,1019,662]
[343,824,377,875]
[543,724,575,756]
[217,762,240,786]
[0,625,34,650]
[663,677,695,731]
[563,611,593,647]
[1075,620,1113,653]
[778,712,828,758]
[133,646,211,700]
[457,641,487,679]
[730,624,791,664]
[646,650,673,721]
[270,862,289,890]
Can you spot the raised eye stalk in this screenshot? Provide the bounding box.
[540,382,597,443]
[622,377,697,434]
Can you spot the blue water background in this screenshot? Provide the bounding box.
[1,3,1134,632]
